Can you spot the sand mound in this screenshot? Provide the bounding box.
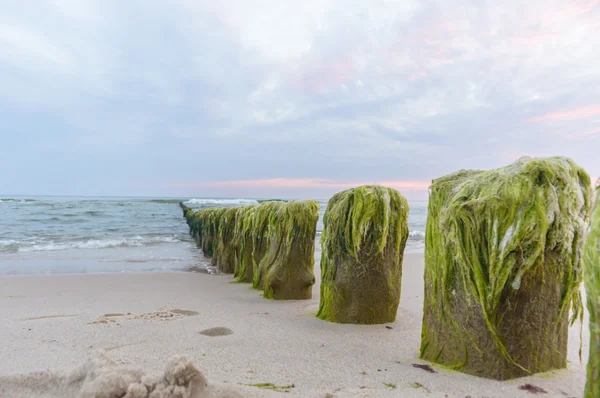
[0,351,244,398]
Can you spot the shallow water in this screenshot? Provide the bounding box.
[0,196,426,275]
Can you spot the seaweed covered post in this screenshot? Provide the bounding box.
[261,200,319,300]
[180,202,194,236]
[420,157,592,380]
[316,186,409,324]
[251,201,286,290]
[584,183,600,398]
[199,210,212,257]
[190,212,203,247]
[180,202,193,233]
[180,202,192,220]
[233,205,258,282]
[211,207,239,273]
[200,208,227,258]
[179,203,203,247]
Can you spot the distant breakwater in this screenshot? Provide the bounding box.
[180,200,319,300]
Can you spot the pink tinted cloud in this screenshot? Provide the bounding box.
[553,0,600,19]
[507,31,559,46]
[567,128,600,139]
[277,17,455,92]
[289,56,357,93]
[284,16,465,91]
[409,68,428,81]
[402,19,462,71]
[501,0,598,47]
[529,105,600,122]
[408,20,457,47]
[171,178,431,191]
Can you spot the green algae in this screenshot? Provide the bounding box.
[198,207,227,258]
[180,202,192,219]
[420,156,592,380]
[316,185,409,324]
[246,383,293,392]
[261,200,319,300]
[180,202,193,234]
[180,200,319,297]
[187,213,200,246]
[584,182,600,398]
[232,205,258,282]
[212,207,239,273]
[180,203,203,248]
[251,201,286,289]
[192,215,205,248]
[409,382,430,393]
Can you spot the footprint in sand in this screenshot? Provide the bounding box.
[134,308,199,321]
[106,341,145,352]
[199,327,234,337]
[104,313,129,317]
[88,309,197,324]
[89,318,117,325]
[88,313,130,325]
[22,314,78,321]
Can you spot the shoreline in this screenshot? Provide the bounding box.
[0,238,425,277]
[0,253,589,397]
[0,248,424,278]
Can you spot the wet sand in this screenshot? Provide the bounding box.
[0,253,589,397]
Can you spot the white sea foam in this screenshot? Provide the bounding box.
[155,236,180,243]
[1,197,428,263]
[409,230,426,240]
[14,236,181,253]
[0,199,37,203]
[184,198,259,205]
[0,239,20,246]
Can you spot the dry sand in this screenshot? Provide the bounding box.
[0,253,590,397]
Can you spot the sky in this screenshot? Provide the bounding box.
[0,0,599,200]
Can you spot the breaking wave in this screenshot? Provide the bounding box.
[409,230,426,240]
[184,198,259,206]
[0,236,182,253]
[0,198,39,203]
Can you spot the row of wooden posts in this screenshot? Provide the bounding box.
[181,200,320,300]
[180,156,598,395]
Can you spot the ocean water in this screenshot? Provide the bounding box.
[0,196,427,275]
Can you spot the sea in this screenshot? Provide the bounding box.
[0,196,427,275]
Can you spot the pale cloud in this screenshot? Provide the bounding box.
[168,178,432,200]
[0,0,599,197]
[530,105,600,122]
[171,178,430,190]
[568,128,600,139]
[0,23,74,67]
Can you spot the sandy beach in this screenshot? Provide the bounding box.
[0,253,590,397]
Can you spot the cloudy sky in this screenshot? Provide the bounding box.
[1,0,599,200]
